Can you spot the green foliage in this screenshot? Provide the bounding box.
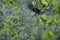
[0,0,60,40]
[37,0,56,12]
[40,14,48,22]
[40,14,59,25]
[3,0,16,4]
[51,0,56,4]
[41,0,48,6]
[42,30,54,40]
[16,8,21,14]
[10,17,19,25]
[46,14,59,25]
[53,31,60,36]
[32,1,36,6]
[3,0,12,3]
[4,23,10,32]
[27,36,35,40]
[46,18,52,25]
[10,29,18,37]
[52,14,59,24]
[56,4,60,14]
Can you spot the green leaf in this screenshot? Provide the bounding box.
[10,29,18,37]
[41,0,48,6]
[42,31,54,40]
[40,14,48,22]
[16,8,21,14]
[32,1,36,6]
[52,0,56,4]
[10,17,19,25]
[4,23,10,32]
[3,0,12,3]
[52,14,59,24]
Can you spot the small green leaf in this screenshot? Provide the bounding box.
[41,0,48,6]
[10,17,19,25]
[32,1,36,6]
[42,31,54,40]
[4,23,10,32]
[52,0,56,4]
[56,4,60,14]
[16,8,21,14]
[10,29,18,37]
[52,14,59,24]
[40,14,48,22]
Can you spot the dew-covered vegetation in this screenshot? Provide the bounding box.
[0,0,60,40]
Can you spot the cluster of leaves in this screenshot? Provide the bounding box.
[39,1,60,39]
[55,4,60,14]
[31,0,56,12]
[41,30,60,40]
[39,14,59,25]
[0,0,60,40]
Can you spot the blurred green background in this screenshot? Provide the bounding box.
[0,0,60,40]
